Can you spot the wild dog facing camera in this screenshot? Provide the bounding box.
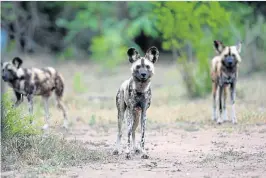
[213,40,242,69]
[128,46,159,82]
[113,46,159,159]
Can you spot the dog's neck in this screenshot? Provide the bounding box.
[131,77,151,93]
[7,79,21,90]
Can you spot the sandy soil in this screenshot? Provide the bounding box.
[56,123,266,178]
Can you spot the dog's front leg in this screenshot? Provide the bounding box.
[140,109,148,159]
[125,109,134,159]
[223,86,228,122]
[217,85,224,124]
[230,82,237,124]
[132,108,141,154]
[26,94,34,123]
[13,91,23,108]
[212,82,218,121]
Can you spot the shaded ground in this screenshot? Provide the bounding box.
[1,54,266,177]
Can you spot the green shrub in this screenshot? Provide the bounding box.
[89,31,128,68]
[154,2,231,98]
[1,92,41,138]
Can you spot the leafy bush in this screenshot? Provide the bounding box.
[56,2,157,68]
[154,2,232,97]
[1,92,41,138]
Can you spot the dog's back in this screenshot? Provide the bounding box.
[10,66,64,98]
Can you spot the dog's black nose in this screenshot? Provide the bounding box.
[141,73,146,77]
[2,76,7,81]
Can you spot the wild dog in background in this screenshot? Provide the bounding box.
[113,46,159,159]
[1,57,68,130]
[211,40,242,124]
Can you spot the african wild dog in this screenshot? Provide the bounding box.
[1,57,68,130]
[113,46,159,159]
[211,40,242,124]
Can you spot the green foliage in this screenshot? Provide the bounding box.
[154,2,231,97]
[56,2,157,67]
[1,2,16,21]
[1,92,41,138]
[89,21,129,68]
[127,2,159,38]
[73,72,87,93]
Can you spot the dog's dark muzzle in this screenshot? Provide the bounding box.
[224,56,236,67]
[2,76,8,82]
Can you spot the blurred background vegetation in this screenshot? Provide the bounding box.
[1,1,266,97]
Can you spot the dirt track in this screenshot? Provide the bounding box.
[57,123,266,178]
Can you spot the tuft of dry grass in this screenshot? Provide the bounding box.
[1,134,107,175]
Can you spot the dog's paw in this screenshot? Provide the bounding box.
[113,149,120,155]
[125,149,131,159]
[141,153,149,159]
[62,121,69,130]
[134,148,141,154]
[232,118,237,125]
[217,120,223,125]
[125,153,131,159]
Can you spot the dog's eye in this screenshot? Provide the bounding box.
[146,65,150,69]
[136,65,141,69]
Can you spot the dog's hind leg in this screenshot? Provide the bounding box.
[113,90,126,155]
[113,103,126,155]
[230,82,237,124]
[27,94,34,123]
[56,96,68,129]
[42,96,50,130]
[54,74,68,129]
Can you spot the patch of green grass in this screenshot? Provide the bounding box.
[1,92,42,138]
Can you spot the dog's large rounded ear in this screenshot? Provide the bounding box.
[127,47,140,63]
[236,41,242,53]
[145,46,159,63]
[12,57,23,69]
[214,40,225,54]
